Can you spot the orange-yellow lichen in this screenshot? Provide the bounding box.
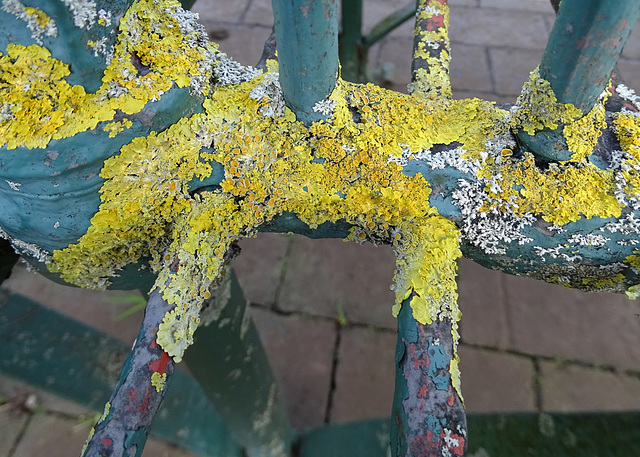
[410,1,451,99]
[511,68,582,136]
[4,0,633,386]
[0,0,217,150]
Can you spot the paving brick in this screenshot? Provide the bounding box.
[449,8,549,50]
[330,327,396,423]
[450,44,493,94]
[457,259,510,349]
[12,413,88,457]
[488,46,544,96]
[0,407,27,457]
[191,0,251,24]
[250,307,337,429]
[374,38,413,91]
[479,0,554,14]
[540,362,640,412]
[0,374,92,418]
[616,58,640,98]
[233,233,290,306]
[278,237,397,329]
[2,263,144,344]
[503,274,640,372]
[457,346,536,413]
[198,22,272,67]
[361,1,415,39]
[243,0,273,27]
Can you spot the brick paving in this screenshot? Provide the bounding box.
[3,1,640,456]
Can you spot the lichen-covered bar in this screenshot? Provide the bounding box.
[2,1,640,456]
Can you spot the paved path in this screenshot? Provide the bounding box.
[2,1,640,455]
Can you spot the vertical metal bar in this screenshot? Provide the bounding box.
[518,0,640,161]
[183,271,296,457]
[271,0,339,124]
[339,0,363,82]
[540,0,639,115]
[409,0,452,99]
[391,302,466,457]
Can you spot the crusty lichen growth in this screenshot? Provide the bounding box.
[409,0,452,99]
[511,68,582,136]
[4,0,640,395]
[151,372,167,392]
[0,0,217,150]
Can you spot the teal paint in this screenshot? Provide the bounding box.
[0,1,136,92]
[541,0,640,114]
[271,0,339,123]
[339,0,363,82]
[425,337,451,391]
[298,419,390,457]
[390,299,413,457]
[0,86,201,255]
[391,302,467,456]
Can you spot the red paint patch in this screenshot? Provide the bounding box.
[138,387,150,413]
[426,15,445,31]
[418,385,428,398]
[447,394,455,406]
[101,438,113,447]
[125,389,139,410]
[148,350,171,375]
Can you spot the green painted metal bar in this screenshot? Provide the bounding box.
[390,302,466,457]
[364,3,416,49]
[271,0,339,123]
[183,270,296,457]
[298,419,391,457]
[298,412,640,457]
[339,0,363,82]
[518,0,640,162]
[0,290,242,457]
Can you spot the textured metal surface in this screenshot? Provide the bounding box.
[391,303,466,457]
[518,0,640,161]
[272,0,339,123]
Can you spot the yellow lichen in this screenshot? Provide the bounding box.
[7,0,633,398]
[151,372,167,392]
[511,68,582,135]
[563,103,607,163]
[0,0,217,150]
[410,1,451,99]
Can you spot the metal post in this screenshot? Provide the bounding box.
[391,303,466,457]
[339,0,363,82]
[271,0,339,123]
